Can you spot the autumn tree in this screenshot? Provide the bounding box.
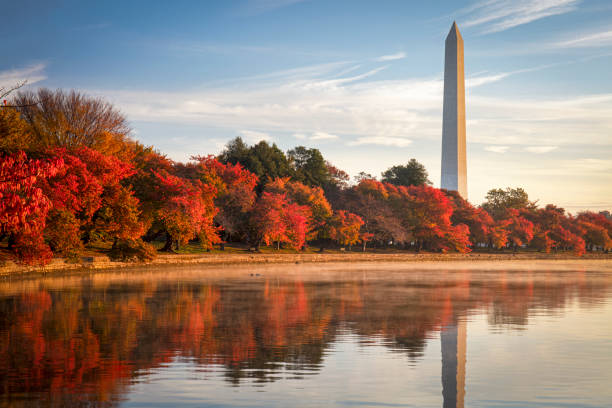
[328,210,364,249]
[400,185,471,253]
[127,145,174,241]
[37,147,147,258]
[0,106,35,153]
[503,209,534,250]
[265,178,333,247]
[444,189,494,247]
[322,161,350,204]
[343,179,407,249]
[526,205,585,255]
[188,156,258,247]
[69,147,143,246]
[576,212,612,251]
[15,89,135,162]
[0,151,62,264]
[154,170,220,251]
[247,191,309,251]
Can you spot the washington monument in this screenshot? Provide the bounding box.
[441,22,467,199]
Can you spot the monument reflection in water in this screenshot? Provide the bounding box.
[0,265,611,407]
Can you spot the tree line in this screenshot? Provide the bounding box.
[1,88,611,264]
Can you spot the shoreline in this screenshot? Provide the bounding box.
[1,251,610,277]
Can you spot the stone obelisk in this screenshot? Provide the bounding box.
[441,22,467,199]
[441,320,467,408]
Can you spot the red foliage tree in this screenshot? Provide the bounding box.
[344,179,407,247]
[0,151,62,264]
[402,185,471,253]
[154,170,220,251]
[265,177,333,244]
[576,212,612,251]
[38,147,144,253]
[503,209,534,250]
[190,155,258,244]
[444,189,494,247]
[248,191,309,250]
[526,205,585,255]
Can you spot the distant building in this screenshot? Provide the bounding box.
[441,22,467,199]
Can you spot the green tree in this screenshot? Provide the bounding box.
[287,146,331,187]
[481,187,536,219]
[381,159,431,187]
[218,137,293,185]
[217,137,250,165]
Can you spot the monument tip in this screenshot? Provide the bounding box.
[447,21,462,40]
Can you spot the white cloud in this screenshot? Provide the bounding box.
[461,0,580,34]
[239,130,271,144]
[485,145,510,153]
[311,131,338,140]
[375,52,406,62]
[348,136,412,147]
[466,72,511,87]
[525,145,558,153]
[0,63,47,90]
[556,29,612,48]
[96,61,612,155]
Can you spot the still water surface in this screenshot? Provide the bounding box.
[1,261,611,407]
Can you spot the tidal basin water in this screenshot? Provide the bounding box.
[1,261,611,407]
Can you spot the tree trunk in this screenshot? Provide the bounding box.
[143,229,163,243]
[161,233,173,252]
[7,234,15,250]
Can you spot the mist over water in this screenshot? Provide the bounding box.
[1,262,611,407]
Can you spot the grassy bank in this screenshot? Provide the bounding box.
[1,244,610,276]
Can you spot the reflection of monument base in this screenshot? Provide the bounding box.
[441,320,466,408]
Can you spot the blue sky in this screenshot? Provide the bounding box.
[2,0,611,211]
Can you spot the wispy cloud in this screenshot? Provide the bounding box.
[0,63,47,89]
[291,132,337,141]
[556,29,612,48]
[96,60,612,152]
[485,145,510,153]
[461,0,581,34]
[375,52,406,62]
[525,146,558,153]
[311,132,338,140]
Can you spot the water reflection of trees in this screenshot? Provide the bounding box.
[0,270,609,406]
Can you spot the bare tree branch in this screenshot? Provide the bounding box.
[1,81,50,109]
[0,80,27,100]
